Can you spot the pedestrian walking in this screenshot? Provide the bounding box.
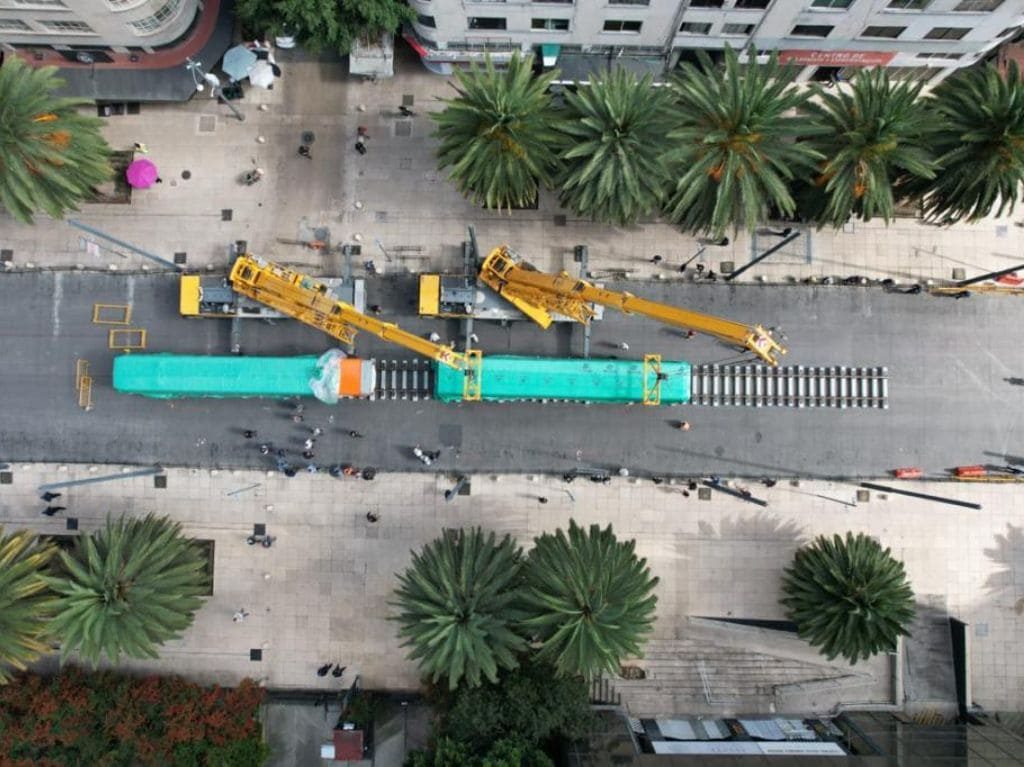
[468,333,479,344]
[369,304,382,315]
[275,457,290,472]
[652,476,665,485]
[298,144,312,159]
[537,496,549,504]
[366,511,380,523]
[306,464,318,474]
[317,663,333,677]
[243,429,257,439]
[302,450,315,460]
[232,609,251,623]
[303,438,315,450]
[349,430,363,439]
[260,443,271,455]
[40,491,61,502]
[292,413,304,424]
[618,341,630,351]
[284,467,297,477]
[685,330,697,339]
[357,125,369,138]
[133,142,149,153]
[651,255,663,264]
[311,427,323,437]
[332,665,346,678]
[677,421,691,431]
[429,331,441,343]
[329,464,343,478]
[355,136,367,155]
[277,448,286,458]
[42,506,66,516]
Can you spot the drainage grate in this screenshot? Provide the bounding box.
[198,115,216,133]
[0,249,12,262]
[221,209,233,221]
[402,94,415,107]
[154,474,168,488]
[399,157,412,170]
[395,121,413,138]
[181,170,192,180]
[0,471,11,484]
[250,648,263,661]
[173,252,187,265]
[698,487,712,500]
[721,261,735,273]
[856,489,870,502]
[66,518,79,531]
[553,215,567,227]
[253,523,266,536]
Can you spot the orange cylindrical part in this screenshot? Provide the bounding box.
[893,467,923,479]
[338,358,364,397]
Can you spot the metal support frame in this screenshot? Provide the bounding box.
[642,353,662,406]
[92,303,132,324]
[39,466,163,492]
[75,359,92,411]
[108,328,147,350]
[463,349,483,401]
[726,231,801,282]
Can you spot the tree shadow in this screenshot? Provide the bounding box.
[696,511,807,545]
[983,523,1024,599]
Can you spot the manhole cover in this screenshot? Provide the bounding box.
[313,227,329,241]
[181,169,192,180]
[394,121,412,138]
[301,130,316,144]
[221,209,233,221]
[154,475,168,488]
[173,252,187,265]
[198,115,216,133]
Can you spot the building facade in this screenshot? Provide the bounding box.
[404,0,1024,83]
[0,0,201,61]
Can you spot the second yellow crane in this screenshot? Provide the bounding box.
[478,246,786,366]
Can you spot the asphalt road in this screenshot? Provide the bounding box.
[1,271,1021,479]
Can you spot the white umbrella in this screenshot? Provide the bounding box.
[248,59,275,89]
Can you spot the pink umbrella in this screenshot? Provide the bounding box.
[126,158,158,189]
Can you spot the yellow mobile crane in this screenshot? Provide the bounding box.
[478,246,786,366]
[229,255,482,400]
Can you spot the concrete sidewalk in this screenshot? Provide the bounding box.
[2,462,1021,714]
[1,46,1022,287]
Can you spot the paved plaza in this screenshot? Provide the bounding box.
[1,463,1021,714]
[0,47,1022,285]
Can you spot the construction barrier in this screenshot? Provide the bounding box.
[893,467,923,479]
[954,465,986,478]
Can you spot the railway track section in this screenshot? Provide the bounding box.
[690,364,888,409]
[374,359,434,400]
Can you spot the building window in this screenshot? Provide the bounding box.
[734,0,769,7]
[416,14,436,27]
[886,0,930,9]
[679,21,712,34]
[532,17,569,30]
[723,23,754,34]
[0,18,31,29]
[0,0,66,7]
[954,0,1003,10]
[468,16,507,29]
[40,19,94,33]
[609,0,649,5]
[916,51,963,58]
[861,25,905,38]
[924,26,969,39]
[532,0,572,3]
[790,24,833,37]
[689,0,723,6]
[811,0,852,8]
[604,19,642,32]
[128,0,183,35]
[885,66,937,82]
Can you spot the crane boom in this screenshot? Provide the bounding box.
[479,246,786,365]
[229,255,474,373]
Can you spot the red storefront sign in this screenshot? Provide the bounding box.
[778,50,897,67]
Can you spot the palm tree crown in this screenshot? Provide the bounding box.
[0,527,57,683]
[780,532,915,664]
[802,67,936,228]
[44,514,210,665]
[917,61,1024,224]
[0,56,112,224]
[555,68,674,226]
[432,53,561,211]
[392,528,527,689]
[520,520,658,679]
[663,47,820,237]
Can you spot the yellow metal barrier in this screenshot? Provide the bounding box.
[463,349,483,402]
[642,354,662,406]
[108,328,147,350]
[92,303,132,324]
[75,359,93,410]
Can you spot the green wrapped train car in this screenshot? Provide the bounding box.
[435,355,690,404]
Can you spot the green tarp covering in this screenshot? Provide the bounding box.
[435,355,691,404]
[113,354,321,399]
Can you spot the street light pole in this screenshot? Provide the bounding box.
[185,58,244,122]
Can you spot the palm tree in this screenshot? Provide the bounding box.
[915,61,1024,224]
[0,527,57,683]
[780,532,915,664]
[392,528,527,689]
[432,53,562,211]
[663,47,820,237]
[44,514,210,665]
[555,68,674,226]
[800,68,936,228]
[0,56,112,224]
[520,520,658,679]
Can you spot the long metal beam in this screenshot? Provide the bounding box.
[725,231,801,282]
[859,482,981,510]
[956,261,1024,287]
[68,219,181,270]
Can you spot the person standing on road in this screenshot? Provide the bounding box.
[233,609,251,623]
